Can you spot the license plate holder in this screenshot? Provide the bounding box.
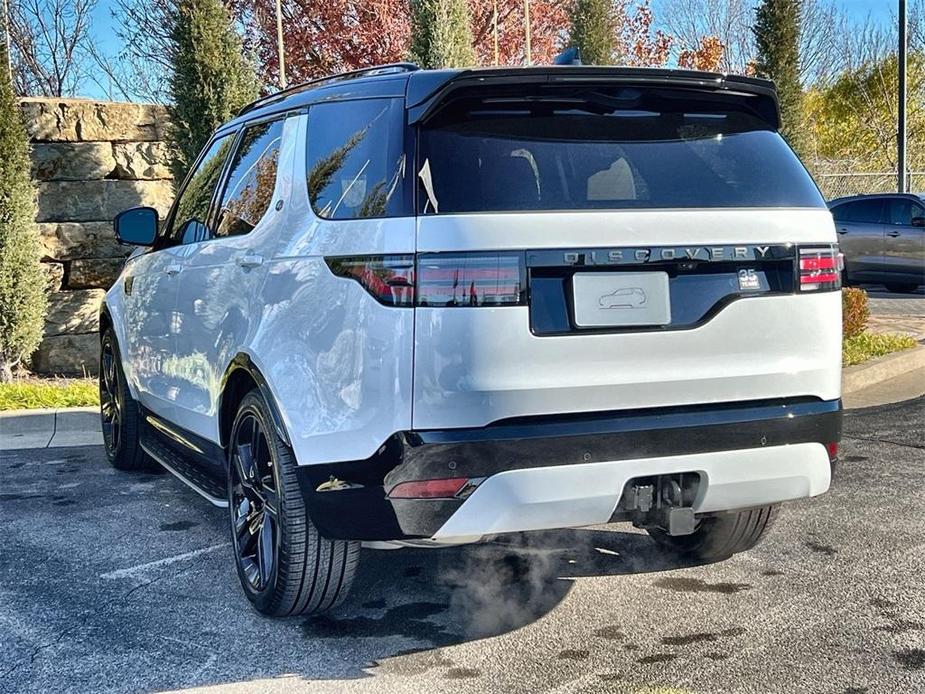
[572,272,671,327]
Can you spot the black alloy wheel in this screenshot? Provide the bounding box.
[230,410,280,593]
[100,335,122,457]
[226,390,360,616]
[99,329,149,471]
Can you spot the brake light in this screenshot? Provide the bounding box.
[416,252,526,307]
[325,255,415,307]
[327,252,527,307]
[798,246,841,292]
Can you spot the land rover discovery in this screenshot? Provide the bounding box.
[101,64,842,617]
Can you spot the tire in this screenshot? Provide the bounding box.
[99,329,150,471]
[884,283,919,294]
[227,390,360,617]
[647,505,779,562]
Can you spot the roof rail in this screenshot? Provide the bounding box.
[237,62,420,117]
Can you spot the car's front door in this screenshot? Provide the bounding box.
[171,116,292,444]
[883,197,925,282]
[120,244,185,423]
[832,198,885,282]
[125,133,237,422]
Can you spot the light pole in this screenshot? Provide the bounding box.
[275,0,287,89]
[898,0,907,193]
[524,0,532,65]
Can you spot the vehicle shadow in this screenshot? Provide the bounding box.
[293,527,705,675]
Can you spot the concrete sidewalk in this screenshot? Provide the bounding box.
[0,406,100,450]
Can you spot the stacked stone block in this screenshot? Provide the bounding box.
[19,98,175,375]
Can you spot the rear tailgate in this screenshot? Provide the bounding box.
[409,71,840,430]
[412,209,840,430]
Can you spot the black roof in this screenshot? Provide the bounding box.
[828,192,925,207]
[223,63,782,133]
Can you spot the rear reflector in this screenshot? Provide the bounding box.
[417,253,526,307]
[388,477,470,499]
[826,442,838,461]
[798,246,841,292]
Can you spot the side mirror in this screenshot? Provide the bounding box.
[114,206,159,246]
[911,216,925,228]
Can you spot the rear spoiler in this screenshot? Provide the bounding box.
[406,66,781,130]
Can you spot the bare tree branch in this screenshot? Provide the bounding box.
[8,0,96,96]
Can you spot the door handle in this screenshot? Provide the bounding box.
[837,228,848,235]
[236,253,264,268]
[887,231,901,238]
[165,264,182,276]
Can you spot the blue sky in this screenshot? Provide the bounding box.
[84,0,897,99]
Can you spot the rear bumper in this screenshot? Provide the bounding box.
[296,397,841,541]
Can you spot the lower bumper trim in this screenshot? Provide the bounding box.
[295,397,841,541]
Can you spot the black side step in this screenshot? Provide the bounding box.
[140,419,228,507]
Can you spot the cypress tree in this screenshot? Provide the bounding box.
[0,44,46,382]
[167,0,260,182]
[569,0,616,66]
[753,0,805,154]
[410,0,477,69]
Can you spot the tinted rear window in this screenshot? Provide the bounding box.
[417,88,825,214]
[831,199,883,223]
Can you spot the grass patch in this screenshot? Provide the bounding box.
[843,331,918,367]
[0,377,99,411]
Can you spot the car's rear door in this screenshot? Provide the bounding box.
[882,196,925,283]
[171,115,293,444]
[832,198,885,282]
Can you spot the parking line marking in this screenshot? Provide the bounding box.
[101,543,230,580]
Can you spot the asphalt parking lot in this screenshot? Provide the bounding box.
[2,397,924,694]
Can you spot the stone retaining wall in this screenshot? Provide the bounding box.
[21,98,175,376]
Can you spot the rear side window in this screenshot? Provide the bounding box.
[215,118,285,238]
[886,198,925,225]
[306,98,406,219]
[417,87,825,213]
[832,200,883,224]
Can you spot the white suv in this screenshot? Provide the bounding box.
[101,65,843,617]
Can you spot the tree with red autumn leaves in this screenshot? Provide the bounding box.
[232,0,679,85]
[677,35,726,72]
[230,0,412,86]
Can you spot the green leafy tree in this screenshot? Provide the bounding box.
[753,0,805,154]
[0,43,46,382]
[410,0,477,69]
[167,0,260,182]
[569,0,616,65]
[803,53,925,174]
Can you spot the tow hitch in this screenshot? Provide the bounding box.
[623,473,700,536]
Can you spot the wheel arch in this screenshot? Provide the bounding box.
[219,354,291,451]
[99,303,113,339]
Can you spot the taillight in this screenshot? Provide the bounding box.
[325,255,415,307]
[326,252,527,307]
[798,246,841,292]
[416,252,526,307]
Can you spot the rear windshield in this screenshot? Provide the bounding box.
[417,87,825,214]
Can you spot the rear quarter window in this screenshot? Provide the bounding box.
[306,98,406,219]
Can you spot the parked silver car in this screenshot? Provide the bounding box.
[829,193,925,293]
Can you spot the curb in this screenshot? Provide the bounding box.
[842,344,925,395]
[1,406,100,450]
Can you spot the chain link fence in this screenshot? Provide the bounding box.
[812,171,925,200]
